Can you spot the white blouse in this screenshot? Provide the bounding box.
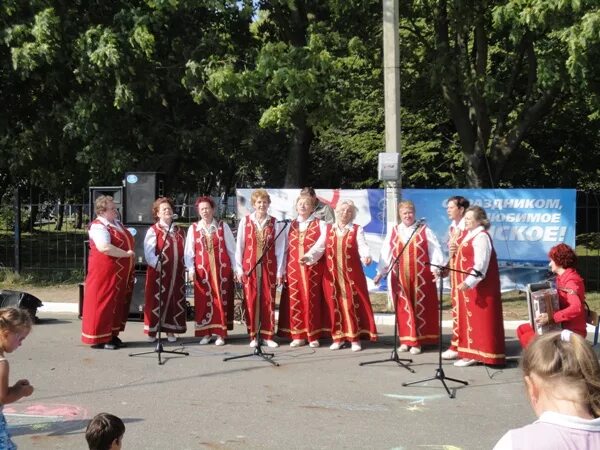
[234,213,287,277]
[333,222,371,259]
[183,219,236,275]
[377,222,443,276]
[460,226,492,288]
[289,214,327,265]
[144,220,178,268]
[88,216,125,247]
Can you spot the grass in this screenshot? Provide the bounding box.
[0,268,84,286]
[369,290,600,321]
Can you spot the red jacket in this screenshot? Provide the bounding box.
[553,268,587,338]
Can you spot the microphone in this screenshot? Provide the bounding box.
[277,219,292,223]
[416,217,426,226]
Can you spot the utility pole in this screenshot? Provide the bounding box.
[382,0,401,227]
[14,187,21,274]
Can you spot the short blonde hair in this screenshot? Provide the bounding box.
[251,189,271,205]
[335,200,357,221]
[398,200,415,212]
[94,195,114,215]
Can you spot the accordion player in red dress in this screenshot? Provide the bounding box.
[516,243,587,348]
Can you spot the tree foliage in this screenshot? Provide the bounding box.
[2,1,256,201]
[0,0,599,202]
[398,0,600,187]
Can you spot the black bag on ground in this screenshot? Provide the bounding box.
[0,290,43,322]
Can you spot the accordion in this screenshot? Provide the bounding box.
[526,282,561,335]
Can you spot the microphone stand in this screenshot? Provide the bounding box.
[401,261,476,398]
[359,221,427,373]
[130,217,189,365]
[223,220,289,366]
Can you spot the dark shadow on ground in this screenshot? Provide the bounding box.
[35,318,73,325]
[10,418,143,437]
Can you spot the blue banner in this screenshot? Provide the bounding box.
[402,189,576,264]
[235,188,576,291]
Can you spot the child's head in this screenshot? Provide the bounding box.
[0,307,33,353]
[521,330,600,418]
[86,413,125,450]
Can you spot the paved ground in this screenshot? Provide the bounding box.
[6,307,540,450]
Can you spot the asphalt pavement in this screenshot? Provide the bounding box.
[3,309,543,450]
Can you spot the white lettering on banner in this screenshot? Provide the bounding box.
[492,226,567,242]
[490,213,562,223]
[547,199,561,209]
[471,199,562,210]
[377,197,386,222]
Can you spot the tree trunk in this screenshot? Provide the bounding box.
[28,204,38,233]
[284,115,313,188]
[75,204,83,229]
[461,140,489,187]
[220,165,237,219]
[55,195,65,231]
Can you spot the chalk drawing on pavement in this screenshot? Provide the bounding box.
[5,403,89,436]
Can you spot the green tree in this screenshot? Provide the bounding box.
[511,93,600,190]
[2,1,257,204]
[401,0,600,187]
[200,0,387,187]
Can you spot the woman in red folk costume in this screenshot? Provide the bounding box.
[516,243,587,349]
[235,189,286,348]
[453,206,505,367]
[277,193,327,348]
[442,195,470,361]
[375,200,443,355]
[324,200,377,352]
[184,196,236,346]
[143,197,187,343]
[82,195,135,350]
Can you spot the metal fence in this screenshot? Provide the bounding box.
[575,191,600,291]
[0,199,237,282]
[1,192,599,288]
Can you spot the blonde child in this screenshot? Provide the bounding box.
[494,330,600,449]
[0,307,34,449]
